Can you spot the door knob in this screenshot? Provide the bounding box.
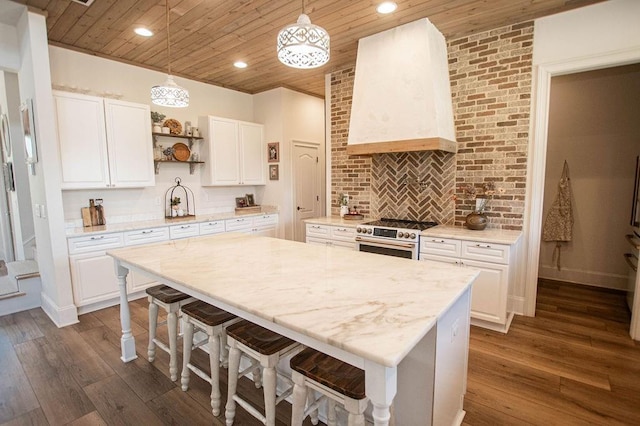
[297,206,301,211]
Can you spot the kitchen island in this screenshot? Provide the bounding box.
[107,233,478,425]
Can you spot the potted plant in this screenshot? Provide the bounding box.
[151,111,166,133]
[170,196,182,217]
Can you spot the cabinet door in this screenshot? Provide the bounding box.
[169,223,199,239]
[306,224,330,240]
[225,217,254,233]
[205,117,240,185]
[54,92,110,189]
[463,259,509,325]
[104,99,155,188]
[306,236,329,247]
[252,227,276,238]
[69,251,119,306]
[239,122,265,185]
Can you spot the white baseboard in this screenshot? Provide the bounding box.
[40,292,79,327]
[509,295,526,316]
[538,264,627,291]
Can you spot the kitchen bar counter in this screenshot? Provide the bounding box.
[422,225,522,245]
[108,233,478,425]
[65,206,279,237]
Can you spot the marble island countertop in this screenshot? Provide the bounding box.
[108,233,478,367]
[66,206,279,238]
[422,225,522,245]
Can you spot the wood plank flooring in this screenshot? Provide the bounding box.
[1,280,638,425]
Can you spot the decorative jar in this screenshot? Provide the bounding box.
[465,212,487,230]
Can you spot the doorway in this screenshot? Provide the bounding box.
[292,141,321,242]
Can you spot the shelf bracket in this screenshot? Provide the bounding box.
[154,161,160,175]
[189,163,197,175]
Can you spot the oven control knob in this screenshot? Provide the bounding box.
[367,229,372,234]
[397,232,404,238]
[410,233,416,239]
[356,227,361,233]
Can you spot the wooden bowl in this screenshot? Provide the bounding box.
[172,142,190,161]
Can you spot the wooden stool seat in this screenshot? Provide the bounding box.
[146,285,195,381]
[225,320,301,426]
[290,348,368,426]
[181,300,237,326]
[146,284,192,304]
[290,348,365,400]
[180,301,238,417]
[226,320,296,355]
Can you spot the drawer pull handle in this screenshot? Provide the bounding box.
[336,228,347,232]
[141,230,153,234]
[181,225,191,229]
[432,239,445,243]
[475,244,492,248]
[90,236,105,240]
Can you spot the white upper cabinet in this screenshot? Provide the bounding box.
[199,116,265,186]
[54,91,155,189]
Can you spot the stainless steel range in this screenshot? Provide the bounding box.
[356,218,438,260]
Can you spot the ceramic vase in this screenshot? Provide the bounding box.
[340,205,349,218]
[465,212,487,230]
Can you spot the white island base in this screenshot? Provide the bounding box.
[108,234,476,425]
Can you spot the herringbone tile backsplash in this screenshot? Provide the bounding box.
[371,152,456,224]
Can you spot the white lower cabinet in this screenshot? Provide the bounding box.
[305,223,356,250]
[69,214,280,313]
[420,237,516,332]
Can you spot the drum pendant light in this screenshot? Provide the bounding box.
[151,0,189,107]
[277,0,330,69]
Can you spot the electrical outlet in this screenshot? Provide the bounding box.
[451,318,459,343]
[40,204,47,219]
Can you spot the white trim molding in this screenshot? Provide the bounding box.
[40,291,79,327]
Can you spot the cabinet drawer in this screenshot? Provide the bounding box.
[461,241,509,264]
[68,233,124,254]
[169,223,199,239]
[254,214,278,227]
[124,227,169,246]
[306,224,330,239]
[331,226,356,243]
[420,237,461,257]
[226,217,253,232]
[199,220,225,235]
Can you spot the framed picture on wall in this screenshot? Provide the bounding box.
[267,142,279,163]
[21,99,38,173]
[269,164,279,180]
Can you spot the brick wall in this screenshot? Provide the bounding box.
[330,22,533,230]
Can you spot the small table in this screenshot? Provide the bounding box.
[108,233,477,425]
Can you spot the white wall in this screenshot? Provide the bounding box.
[48,46,267,224]
[539,65,640,289]
[0,23,19,71]
[254,88,325,240]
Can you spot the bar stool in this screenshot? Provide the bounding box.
[224,320,301,426]
[180,300,239,417]
[146,284,195,381]
[290,347,368,426]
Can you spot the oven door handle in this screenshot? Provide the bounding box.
[355,236,416,249]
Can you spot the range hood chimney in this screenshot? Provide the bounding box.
[347,18,456,155]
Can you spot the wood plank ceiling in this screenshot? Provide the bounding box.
[20,0,604,98]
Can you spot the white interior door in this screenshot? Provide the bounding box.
[293,142,321,242]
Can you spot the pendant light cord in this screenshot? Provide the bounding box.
[166,0,171,75]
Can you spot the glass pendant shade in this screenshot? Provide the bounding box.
[151,75,189,108]
[277,13,330,69]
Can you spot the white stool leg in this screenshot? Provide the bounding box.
[253,364,262,388]
[209,332,222,416]
[345,397,367,426]
[263,365,277,426]
[148,301,158,361]
[220,330,229,368]
[327,399,338,426]
[291,372,307,426]
[307,389,319,425]
[180,318,194,391]
[225,343,241,426]
[167,310,179,381]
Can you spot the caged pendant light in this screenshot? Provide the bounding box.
[151,0,189,107]
[277,0,330,69]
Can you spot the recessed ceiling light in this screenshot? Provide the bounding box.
[234,61,248,69]
[377,2,397,14]
[134,27,154,37]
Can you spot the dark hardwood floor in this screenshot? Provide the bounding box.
[1,280,639,425]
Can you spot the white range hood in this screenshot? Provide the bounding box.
[347,18,457,155]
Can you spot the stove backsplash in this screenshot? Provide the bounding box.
[371,151,455,224]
